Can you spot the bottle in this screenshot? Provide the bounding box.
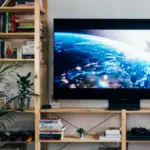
[1,132,10,142]
[26,131,34,143]
[12,48,17,59]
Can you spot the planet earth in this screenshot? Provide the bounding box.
[54,32,150,89]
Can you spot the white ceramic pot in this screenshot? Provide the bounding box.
[79,133,84,140]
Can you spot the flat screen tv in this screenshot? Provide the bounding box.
[53,19,150,110]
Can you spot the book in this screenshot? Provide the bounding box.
[99,136,121,141]
[0,14,4,32]
[40,134,61,138]
[22,55,34,59]
[16,0,34,1]
[40,131,63,134]
[105,129,120,135]
[40,137,61,140]
[19,23,34,26]
[0,40,4,58]
[5,12,10,33]
[16,49,22,59]
[15,4,34,7]
[106,134,121,138]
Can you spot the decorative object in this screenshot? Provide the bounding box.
[41,104,52,109]
[16,72,38,111]
[76,128,86,140]
[0,97,7,108]
[4,41,12,58]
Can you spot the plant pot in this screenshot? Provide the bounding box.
[79,133,84,140]
[18,96,30,111]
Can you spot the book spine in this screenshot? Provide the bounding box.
[1,41,4,58]
[106,130,120,135]
[40,132,62,134]
[22,55,34,59]
[16,2,34,4]
[16,0,34,1]
[5,12,9,33]
[40,137,61,140]
[2,14,5,32]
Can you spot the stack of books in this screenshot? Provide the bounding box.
[99,128,121,141]
[40,119,66,140]
[0,13,44,34]
[15,15,34,32]
[22,40,34,58]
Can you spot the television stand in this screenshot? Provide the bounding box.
[108,97,140,110]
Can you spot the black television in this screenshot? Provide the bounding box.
[53,19,150,110]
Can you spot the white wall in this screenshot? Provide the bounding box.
[48,0,150,150]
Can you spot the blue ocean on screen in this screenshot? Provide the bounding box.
[54,30,150,89]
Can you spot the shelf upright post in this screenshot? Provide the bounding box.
[41,0,49,149]
[121,110,127,150]
[34,0,41,150]
[42,0,49,148]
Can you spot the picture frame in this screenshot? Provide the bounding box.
[0,97,7,108]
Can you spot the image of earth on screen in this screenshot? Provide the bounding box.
[54,30,150,89]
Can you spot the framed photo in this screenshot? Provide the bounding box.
[4,41,12,58]
[0,97,7,108]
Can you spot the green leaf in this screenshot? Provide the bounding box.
[0,63,15,73]
[16,73,21,78]
[26,72,31,79]
[0,63,4,70]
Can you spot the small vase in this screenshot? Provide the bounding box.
[79,133,84,140]
[18,96,30,111]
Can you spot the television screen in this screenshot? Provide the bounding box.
[54,30,150,89]
[54,19,150,100]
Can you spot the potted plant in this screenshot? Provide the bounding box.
[76,128,86,140]
[0,62,23,130]
[16,72,38,111]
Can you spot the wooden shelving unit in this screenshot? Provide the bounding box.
[0,1,48,150]
[40,109,150,150]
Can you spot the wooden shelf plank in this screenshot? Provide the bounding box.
[6,109,35,113]
[127,140,150,143]
[40,108,121,113]
[0,7,46,14]
[126,109,150,113]
[0,59,35,62]
[40,135,121,143]
[0,33,34,39]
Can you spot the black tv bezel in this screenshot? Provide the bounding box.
[53,19,150,100]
